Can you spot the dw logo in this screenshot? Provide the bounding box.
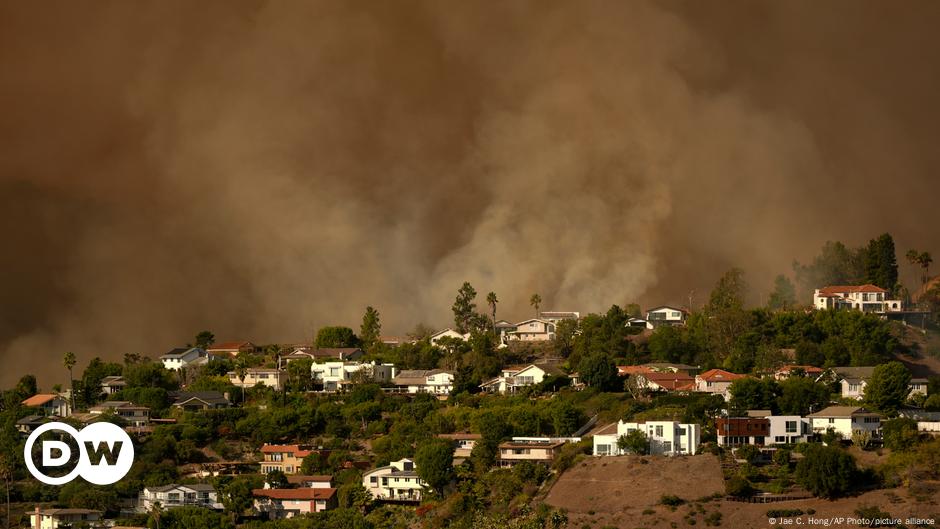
[24,422,134,485]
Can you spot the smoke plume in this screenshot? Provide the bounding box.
[2,0,939,387]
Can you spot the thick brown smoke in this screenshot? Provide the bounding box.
[2,0,939,387]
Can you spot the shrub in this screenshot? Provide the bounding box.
[704,511,722,526]
[660,494,685,507]
[794,444,857,499]
[725,476,754,497]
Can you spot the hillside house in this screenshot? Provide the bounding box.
[494,320,518,344]
[507,319,556,341]
[813,284,903,314]
[716,417,770,446]
[310,361,397,391]
[168,391,230,411]
[766,414,812,444]
[593,420,701,456]
[822,366,923,400]
[437,433,481,457]
[159,347,209,370]
[207,341,257,357]
[392,369,454,395]
[21,394,71,417]
[284,475,333,488]
[498,439,566,467]
[429,328,470,345]
[282,347,364,363]
[538,311,580,324]
[227,368,287,391]
[139,484,221,511]
[252,488,337,517]
[260,444,324,474]
[99,375,126,395]
[695,369,747,400]
[479,364,566,394]
[362,459,425,502]
[15,415,48,435]
[29,508,102,529]
[773,365,825,380]
[88,401,150,427]
[632,372,696,393]
[645,306,687,327]
[807,406,882,440]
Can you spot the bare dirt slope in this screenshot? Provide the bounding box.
[893,324,940,377]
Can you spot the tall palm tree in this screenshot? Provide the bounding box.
[486,292,498,333]
[149,501,162,529]
[920,252,933,285]
[62,351,76,412]
[530,293,542,318]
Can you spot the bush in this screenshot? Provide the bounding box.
[794,444,857,499]
[766,509,804,518]
[772,449,791,466]
[660,494,685,506]
[725,476,754,497]
[704,511,722,526]
[735,444,761,464]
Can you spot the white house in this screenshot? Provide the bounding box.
[538,311,580,324]
[392,369,454,395]
[21,394,71,417]
[593,420,701,456]
[507,319,556,341]
[311,361,397,391]
[159,347,209,371]
[825,366,922,400]
[99,375,126,395]
[807,406,882,440]
[694,369,747,400]
[362,458,425,502]
[645,306,687,327]
[494,320,518,345]
[429,328,470,345]
[437,433,482,457]
[139,484,222,511]
[228,368,287,391]
[29,508,102,529]
[767,415,812,445]
[88,401,150,427]
[813,284,903,314]
[479,364,566,394]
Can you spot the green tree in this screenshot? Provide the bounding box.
[794,444,857,499]
[194,330,215,349]
[153,506,233,529]
[864,233,898,291]
[864,361,911,415]
[794,240,866,297]
[265,469,289,489]
[452,282,478,334]
[767,274,797,310]
[728,378,780,414]
[63,351,77,411]
[577,352,618,390]
[530,293,542,317]
[906,249,934,286]
[616,429,647,455]
[705,268,751,365]
[359,306,381,349]
[551,400,584,436]
[777,377,830,416]
[300,452,324,475]
[0,454,11,529]
[415,438,455,496]
[881,418,920,451]
[315,326,360,348]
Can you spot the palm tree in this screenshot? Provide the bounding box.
[530,293,542,317]
[486,292,498,333]
[62,351,76,412]
[235,361,248,405]
[907,249,934,286]
[148,501,162,529]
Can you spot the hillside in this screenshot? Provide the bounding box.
[892,323,940,377]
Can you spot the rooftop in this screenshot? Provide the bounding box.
[252,488,336,500]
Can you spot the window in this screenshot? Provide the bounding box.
[663,441,672,452]
[785,421,797,433]
[775,436,786,442]
[370,477,377,484]
[677,427,686,436]
[597,444,610,455]
[828,418,834,424]
[655,425,663,437]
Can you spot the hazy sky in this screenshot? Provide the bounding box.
[2,0,938,387]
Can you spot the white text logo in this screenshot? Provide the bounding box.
[24,422,134,485]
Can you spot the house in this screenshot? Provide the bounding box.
[617,365,653,377]
[100,375,126,395]
[159,347,209,370]
[694,369,747,400]
[645,306,687,327]
[538,311,580,324]
[29,508,102,529]
[139,484,222,510]
[168,391,230,411]
[479,364,566,394]
[909,378,929,397]
[642,363,700,375]
[88,401,150,427]
[807,406,882,440]
[498,439,565,467]
[392,369,454,395]
[310,361,397,391]
[507,319,556,341]
[823,366,922,400]
[252,488,337,518]
[765,414,812,445]
[773,365,825,380]
[227,368,286,391]
[716,417,770,446]
[437,433,482,457]
[282,347,364,362]
[260,444,329,474]
[494,320,518,345]
[631,372,695,393]
[284,475,333,488]
[813,284,903,314]
[15,415,48,435]
[21,394,71,417]
[362,458,425,502]
[429,328,470,345]
[593,420,701,456]
[207,341,257,357]
[627,317,650,329]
